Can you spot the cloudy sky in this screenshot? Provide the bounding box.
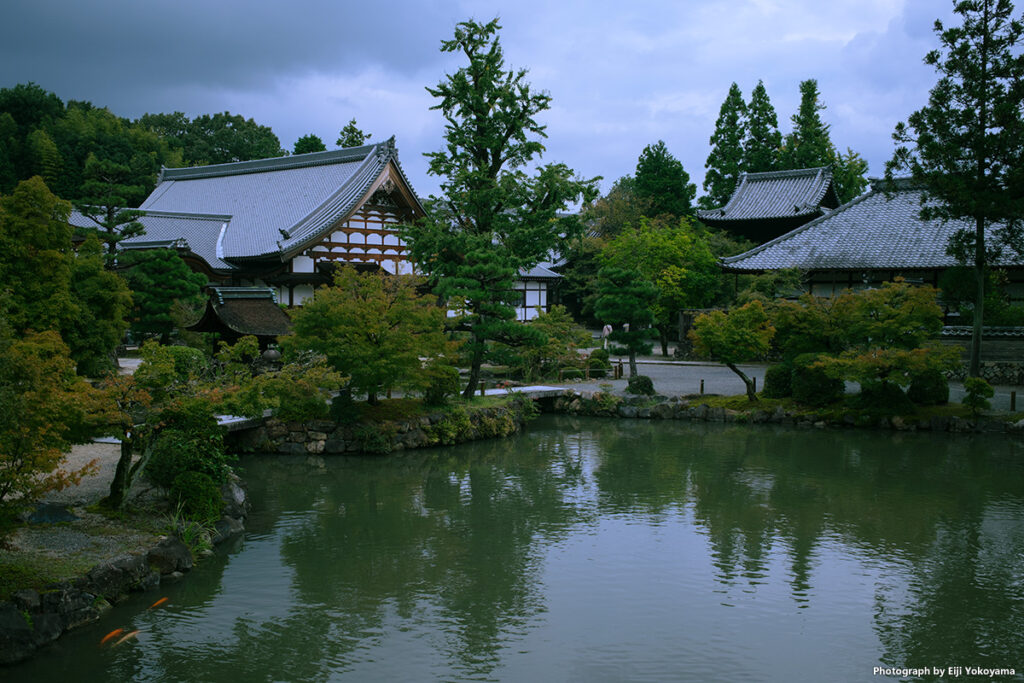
[1,0,955,200]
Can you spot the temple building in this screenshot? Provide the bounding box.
[72,138,557,340]
[697,166,840,244]
[720,178,1024,299]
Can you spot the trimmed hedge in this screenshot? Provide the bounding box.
[763,362,793,398]
[791,353,844,407]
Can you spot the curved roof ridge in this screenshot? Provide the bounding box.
[741,165,831,181]
[720,183,882,267]
[277,143,390,252]
[160,142,380,181]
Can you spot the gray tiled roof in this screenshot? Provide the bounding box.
[721,180,1024,273]
[698,167,836,222]
[70,209,235,270]
[135,139,410,264]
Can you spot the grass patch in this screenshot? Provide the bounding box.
[0,554,94,601]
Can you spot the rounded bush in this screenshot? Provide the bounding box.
[146,420,233,490]
[561,367,583,380]
[907,369,949,405]
[856,381,914,413]
[627,374,655,396]
[762,362,793,398]
[790,353,844,407]
[170,471,222,524]
[589,348,610,364]
[423,364,461,406]
[587,356,611,378]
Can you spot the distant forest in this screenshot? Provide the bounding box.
[0,82,288,205]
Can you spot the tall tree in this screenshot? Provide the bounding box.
[404,18,598,398]
[634,140,695,218]
[780,79,835,170]
[182,112,284,165]
[72,154,147,256]
[832,147,870,203]
[582,175,650,239]
[743,80,782,173]
[702,83,747,209]
[594,265,657,377]
[887,0,1024,377]
[601,217,719,356]
[336,118,371,148]
[293,133,327,155]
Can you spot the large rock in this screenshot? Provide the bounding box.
[147,537,194,574]
[0,602,35,664]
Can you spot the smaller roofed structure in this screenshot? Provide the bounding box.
[697,166,839,243]
[188,287,292,346]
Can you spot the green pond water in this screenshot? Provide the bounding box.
[12,416,1024,682]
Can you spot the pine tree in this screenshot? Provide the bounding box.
[781,79,834,169]
[702,83,746,209]
[743,80,782,173]
[887,0,1024,377]
[336,119,370,148]
[634,140,695,218]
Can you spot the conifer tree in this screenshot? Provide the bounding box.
[887,0,1024,377]
[743,80,782,173]
[781,79,834,169]
[293,133,327,155]
[701,83,746,209]
[337,119,370,148]
[634,140,695,218]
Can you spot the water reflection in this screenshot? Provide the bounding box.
[10,417,1024,682]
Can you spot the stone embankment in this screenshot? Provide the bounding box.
[549,390,1024,433]
[230,401,534,455]
[0,476,250,665]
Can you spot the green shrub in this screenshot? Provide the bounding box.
[510,392,540,421]
[146,406,234,489]
[907,369,949,405]
[354,423,396,454]
[963,376,993,416]
[423,364,461,406]
[587,354,611,379]
[428,407,473,445]
[561,367,583,380]
[170,471,222,524]
[855,381,914,414]
[627,374,655,396]
[762,362,793,398]
[791,353,844,407]
[589,348,610,364]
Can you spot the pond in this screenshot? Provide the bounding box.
[11,416,1024,682]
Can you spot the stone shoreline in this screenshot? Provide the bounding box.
[0,475,250,665]
[546,389,1024,433]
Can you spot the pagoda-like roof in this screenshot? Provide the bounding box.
[698,166,838,224]
[116,138,422,270]
[721,179,1024,273]
[190,287,292,338]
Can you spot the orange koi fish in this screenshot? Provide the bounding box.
[99,628,124,646]
[113,630,140,647]
[148,597,169,610]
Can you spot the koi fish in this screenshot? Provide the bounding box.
[148,597,169,610]
[113,630,140,647]
[99,628,123,646]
